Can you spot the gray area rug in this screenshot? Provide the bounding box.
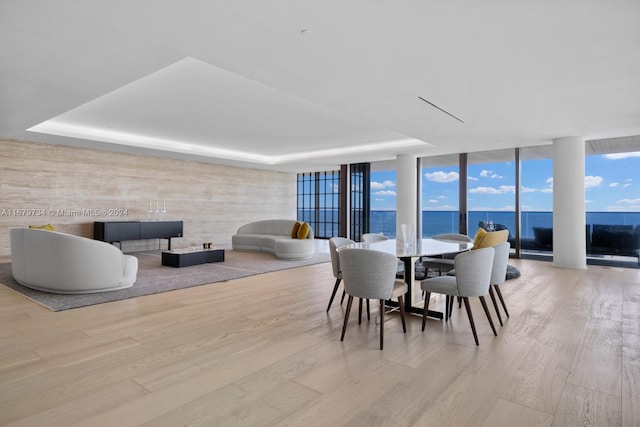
[0,249,330,311]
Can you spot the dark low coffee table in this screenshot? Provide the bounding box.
[161,248,225,267]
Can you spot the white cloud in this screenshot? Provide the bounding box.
[584,175,603,189]
[603,151,640,160]
[468,176,479,181]
[371,180,396,189]
[469,186,502,194]
[536,177,554,193]
[438,195,447,199]
[479,169,503,179]
[585,199,593,204]
[425,171,459,183]
[606,204,640,212]
[609,182,619,187]
[617,198,640,204]
[423,204,457,211]
[624,183,632,187]
[374,190,396,196]
[521,186,537,193]
[625,178,633,182]
[469,185,514,194]
[427,199,439,204]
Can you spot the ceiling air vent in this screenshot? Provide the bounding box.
[418,96,465,124]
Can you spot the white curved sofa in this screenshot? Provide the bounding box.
[10,228,138,294]
[231,219,315,260]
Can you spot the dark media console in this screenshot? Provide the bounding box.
[94,221,183,250]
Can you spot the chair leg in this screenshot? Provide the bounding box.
[449,295,455,319]
[462,297,479,345]
[445,295,450,321]
[479,296,498,336]
[421,291,431,331]
[358,298,363,325]
[366,299,370,321]
[326,278,341,312]
[379,299,384,350]
[340,290,346,305]
[488,286,503,326]
[340,295,353,341]
[494,285,510,317]
[398,295,407,333]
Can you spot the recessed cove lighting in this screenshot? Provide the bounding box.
[27,121,426,165]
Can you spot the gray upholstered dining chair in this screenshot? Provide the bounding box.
[339,247,407,350]
[487,242,511,326]
[361,232,406,278]
[327,237,355,312]
[420,246,497,345]
[361,233,389,243]
[421,233,473,277]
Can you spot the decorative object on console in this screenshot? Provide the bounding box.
[148,199,167,220]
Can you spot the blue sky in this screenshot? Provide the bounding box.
[371,152,640,212]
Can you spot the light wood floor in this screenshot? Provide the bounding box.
[0,256,638,426]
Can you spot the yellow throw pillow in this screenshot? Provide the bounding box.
[472,228,486,248]
[291,221,302,238]
[297,222,310,239]
[473,229,509,249]
[29,223,54,231]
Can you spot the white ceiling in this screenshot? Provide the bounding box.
[2,1,640,173]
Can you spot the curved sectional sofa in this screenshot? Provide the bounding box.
[10,228,138,294]
[231,219,315,260]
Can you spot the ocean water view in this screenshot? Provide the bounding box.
[373,210,640,238]
[299,209,640,240]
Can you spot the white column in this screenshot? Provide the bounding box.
[396,154,418,241]
[552,136,587,269]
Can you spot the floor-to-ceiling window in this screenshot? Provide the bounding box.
[467,149,516,247]
[585,148,640,265]
[297,170,341,239]
[299,138,640,267]
[349,163,370,242]
[519,147,554,254]
[369,164,397,237]
[421,155,460,237]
